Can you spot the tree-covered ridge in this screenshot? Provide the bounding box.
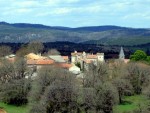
[0,22,150,45]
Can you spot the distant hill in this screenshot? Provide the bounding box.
[0,22,150,45]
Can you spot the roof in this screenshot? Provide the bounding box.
[36,59,54,65]
[25,53,46,60]
[27,59,37,65]
[55,63,73,69]
[49,55,65,63]
[86,55,97,59]
[119,47,125,59]
[62,56,69,60]
[27,59,54,65]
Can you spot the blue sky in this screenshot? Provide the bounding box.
[0,0,150,28]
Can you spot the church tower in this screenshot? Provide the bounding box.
[119,47,125,60]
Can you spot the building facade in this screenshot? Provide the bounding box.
[71,51,104,70]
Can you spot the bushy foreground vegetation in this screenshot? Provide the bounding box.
[0,57,150,113]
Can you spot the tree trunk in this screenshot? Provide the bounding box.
[119,92,122,104]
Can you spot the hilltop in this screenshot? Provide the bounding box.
[0,22,150,45]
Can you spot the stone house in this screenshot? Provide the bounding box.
[71,51,104,70]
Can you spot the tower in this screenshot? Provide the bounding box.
[119,47,125,60]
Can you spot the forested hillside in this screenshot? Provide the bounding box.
[0,22,150,45]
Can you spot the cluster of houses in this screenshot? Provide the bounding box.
[4,47,129,76]
[71,51,104,70]
[5,53,81,75]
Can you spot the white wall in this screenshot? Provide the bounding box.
[71,56,76,63]
[69,66,80,74]
[97,55,104,62]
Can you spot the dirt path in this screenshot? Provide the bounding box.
[0,109,7,113]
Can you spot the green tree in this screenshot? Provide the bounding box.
[146,56,150,63]
[130,50,147,61]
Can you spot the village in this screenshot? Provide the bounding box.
[3,47,129,78]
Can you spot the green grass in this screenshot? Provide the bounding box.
[0,102,29,113]
[0,95,149,113]
[113,95,150,113]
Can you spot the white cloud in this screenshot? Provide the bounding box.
[11,0,41,8]
[46,0,80,6]
[0,0,150,27]
[36,5,103,17]
[36,7,73,16]
[2,8,32,15]
[53,8,73,14]
[123,12,150,20]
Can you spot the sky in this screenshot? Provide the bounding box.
[0,0,150,28]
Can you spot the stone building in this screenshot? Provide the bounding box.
[71,51,104,70]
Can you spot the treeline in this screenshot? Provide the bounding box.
[1,42,150,59]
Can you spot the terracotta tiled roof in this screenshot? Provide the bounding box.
[86,55,97,59]
[27,59,37,65]
[27,59,54,65]
[36,59,54,65]
[55,63,72,69]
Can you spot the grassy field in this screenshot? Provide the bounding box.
[0,102,28,113]
[0,95,149,113]
[113,95,150,113]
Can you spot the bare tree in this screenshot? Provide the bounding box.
[29,66,79,113]
[47,49,60,55]
[95,82,119,113]
[0,45,12,57]
[126,63,150,94]
[0,58,32,105]
[83,62,108,88]
[0,59,15,83]
[82,62,118,113]
[110,60,127,79]
[82,88,96,113]
[112,77,133,104]
[27,41,44,54]
[16,45,30,57]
